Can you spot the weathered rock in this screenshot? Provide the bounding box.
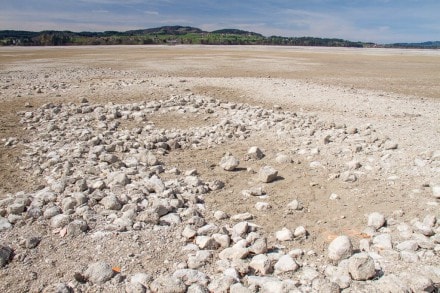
[276,227,293,241]
[219,247,249,260]
[374,274,410,292]
[384,140,398,150]
[100,194,122,210]
[247,146,264,160]
[232,221,249,238]
[67,220,88,236]
[396,240,419,251]
[42,283,73,293]
[372,233,392,250]
[0,217,12,232]
[255,202,271,211]
[258,166,278,183]
[293,226,307,238]
[348,253,376,280]
[219,154,239,171]
[249,254,272,275]
[274,255,299,274]
[213,210,229,220]
[173,269,209,286]
[130,272,152,287]
[229,283,252,293]
[275,153,291,164]
[328,235,353,262]
[84,261,114,284]
[7,203,26,215]
[187,250,212,269]
[208,275,235,293]
[0,245,13,267]
[195,236,219,250]
[250,237,268,254]
[150,275,186,293]
[23,236,41,249]
[50,214,70,228]
[367,212,386,230]
[187,283,208,293]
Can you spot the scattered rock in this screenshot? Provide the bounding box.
[367,212,386,230]
[258,166,278,183]
[0,245,13,267]
[328,236,353,262]
[348,253,376,280]
[247,146,264,160]
[84,261,114,284]
[219,154,239,171]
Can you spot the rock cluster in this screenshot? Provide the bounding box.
[0,94,439,292]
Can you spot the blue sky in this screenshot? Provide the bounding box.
[1,0,439,43]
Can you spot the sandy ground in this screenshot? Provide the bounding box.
[0,45,439,292]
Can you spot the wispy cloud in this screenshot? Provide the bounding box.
[1,0,439,43]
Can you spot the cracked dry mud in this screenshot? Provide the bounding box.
[0,46,439,292]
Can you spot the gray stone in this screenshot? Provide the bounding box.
[255,202,271,211]
[400,272,435,292]
[274,254,299,274]
[214,210,229,220]
[396,240,419,251]
[340,171,357,182]
[150,275,186,293]
[7,203,25,215]
[219,154,239,171]
[212,234,230,248]
[250,237,268,254]
[372,234,392,250]
[61,197,77,212]
[247,147,264,160]
[258,166,278,183]
[0,217,12,232]
[231,212,253,221]
[232,221,249,238]
[400,251,419,263]
[276,227,293,241]
[25,236,41,249]
[67,220,88,236]
[172,269,209,286]
[50,214,70,228]
[328,235,353,262]
[187,283,208,293]
[187,250,212,269]
[195,236,219,250]
[0,245,13,267]
[293,226,307,238]
[367,212,386,230]
[286,199,302,211]
[275,153,291,164]
[229,283,252,293]
[249,254,272,275]
[84,261,114,284]
[130,272,152,287]
[219,247,249,260]
[384,140,398,150]
[246,276,283,293]
[348,253,376,280]
[42,283,73,293]
[208,275,235,293]
[374,274,410,292]
[413,221,434,236]
[100,195,122,210]
[160,213,181,226]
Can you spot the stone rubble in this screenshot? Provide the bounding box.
[0,94,439,292]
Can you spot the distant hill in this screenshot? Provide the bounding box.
[389,41,440,49]
[211,29,263,37]
[0,25,375,47]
